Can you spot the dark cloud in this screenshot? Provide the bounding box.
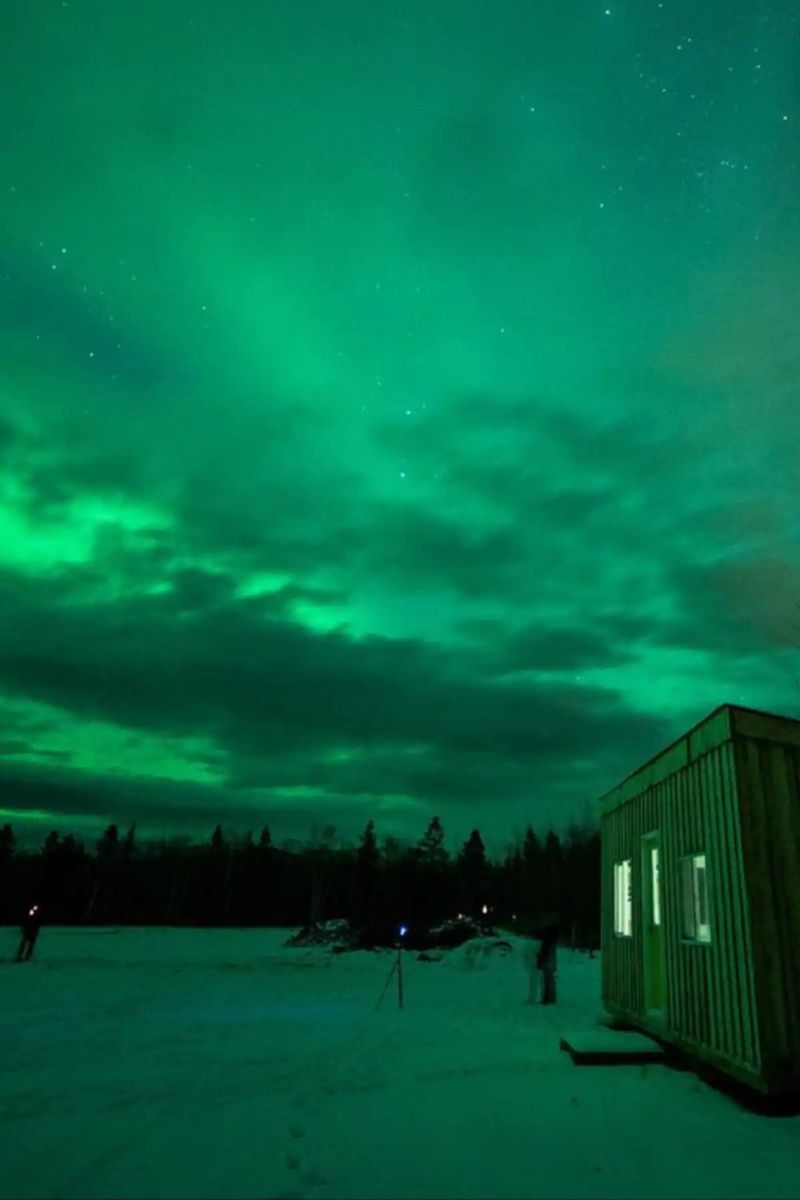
[359,504,527,598]
[0,555,674,835]
[658,557,800,654]
[2,361,794,844]
[495,624,638,673]
[0,758,275,841]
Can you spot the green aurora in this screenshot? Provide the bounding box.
[1,0,799,852]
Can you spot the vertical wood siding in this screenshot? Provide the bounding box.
[735,732,800,1085]
[602,729,760,1076]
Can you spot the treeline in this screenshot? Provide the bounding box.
[0,817,600,947]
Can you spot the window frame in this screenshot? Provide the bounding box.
[650,842,662,927]
[613,857,633,938]
[679,852,712,944]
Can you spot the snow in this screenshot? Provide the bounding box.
[2,927,800,1199]
[559,1028,666,1058]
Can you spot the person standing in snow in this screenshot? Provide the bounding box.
[522,929,540,1003]
[537,919,559,1004]
[16,903,42,962]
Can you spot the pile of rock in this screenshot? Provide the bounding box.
[284,914,507,956]
[421,916,498,949]
[284,919,360,950]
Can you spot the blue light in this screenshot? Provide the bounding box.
[399,925,408,938]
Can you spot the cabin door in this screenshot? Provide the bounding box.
[641,831,666,1019]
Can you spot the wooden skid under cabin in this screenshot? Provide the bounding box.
[598,702,800,1098]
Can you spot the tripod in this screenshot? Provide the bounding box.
[375,943,405,1010]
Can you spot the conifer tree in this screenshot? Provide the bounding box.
[97,824,120,860]
[543,829,564,925]
[458,829,487,919]
[357,819,379,869]
[417,816,448,866]
[43,830,60,856]
[355,819,380,923]
[521,825,542,931]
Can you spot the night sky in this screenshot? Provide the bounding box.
[2,0,799,853]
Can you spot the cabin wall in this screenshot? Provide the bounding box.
[734,720,800,1093]
[601,736,760,1080]
[601,795,644,1017]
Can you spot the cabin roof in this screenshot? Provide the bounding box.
[597,702,800,817]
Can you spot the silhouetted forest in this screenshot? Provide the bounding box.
[0,817,600,947]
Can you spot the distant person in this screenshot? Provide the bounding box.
[537,919,559,1005]
[16,903,42,962]
[522,929,540,1004]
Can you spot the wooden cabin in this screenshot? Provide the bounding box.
[598,702,800,1098]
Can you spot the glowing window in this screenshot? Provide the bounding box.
[680,853,711,943]
[650,845,661,926]
[613,859,632,936]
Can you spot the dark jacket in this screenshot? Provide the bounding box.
[21,910,41,940]
[536,922,559,970]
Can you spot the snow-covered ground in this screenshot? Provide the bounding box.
[2,927,799,1199]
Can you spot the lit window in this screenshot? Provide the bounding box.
[680,853,711,943]
[651,845,661,926]
[613,859,632,936]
